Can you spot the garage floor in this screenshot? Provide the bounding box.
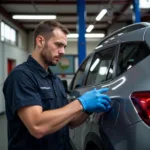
[0,113,7,150]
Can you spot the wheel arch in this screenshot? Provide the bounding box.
[84,132,105,150]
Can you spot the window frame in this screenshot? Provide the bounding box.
[69,52,94,90]
[84,44,118,86]
[115,41,150,78]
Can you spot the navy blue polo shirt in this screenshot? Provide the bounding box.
[3,55,71,150]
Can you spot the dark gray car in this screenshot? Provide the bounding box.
[67,22,150,150]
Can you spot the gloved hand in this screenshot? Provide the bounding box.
[78,88,111,113]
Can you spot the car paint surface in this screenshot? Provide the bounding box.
[69,23,150,150]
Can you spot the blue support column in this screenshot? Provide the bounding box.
[133,0,141,23]
[77,0,86,66]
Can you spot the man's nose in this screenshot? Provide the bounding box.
[59,47,65,55]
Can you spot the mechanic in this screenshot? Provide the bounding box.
[3,20,111,150]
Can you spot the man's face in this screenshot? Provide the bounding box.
[41,28,67,66]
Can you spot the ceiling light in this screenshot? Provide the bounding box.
[85,33,105,38]
[67,33,105,38]
[96,9,107,21]
[67,34,78,38]
[12,15,56,20]
[86,25,94,32]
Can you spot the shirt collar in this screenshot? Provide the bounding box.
[26,55,55,78]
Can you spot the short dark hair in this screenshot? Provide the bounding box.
[33,20,70,47]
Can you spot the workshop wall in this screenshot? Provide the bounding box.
[0,14,28,113]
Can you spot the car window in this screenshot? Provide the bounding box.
[71,57,90,90]
[86,46,116,86]
[117,42,150,76]
[106,56,115,80]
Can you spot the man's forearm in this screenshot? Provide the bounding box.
[68,111,89,129]
[36,100,83,136]
[18,99,83,139]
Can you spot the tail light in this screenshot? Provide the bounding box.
[131,91,150,126]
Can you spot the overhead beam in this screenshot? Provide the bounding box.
[11,12,97,16]
[0,4,24,31]
[20,21,107,25]
[0,0,129,5]
[142,12,150,21]
[26,29,106,33]
[25,27,106,30]
[19,20,132,25]
[107,0,132,29]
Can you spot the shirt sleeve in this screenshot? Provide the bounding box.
[5,69,42,115]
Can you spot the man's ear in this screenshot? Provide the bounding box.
[36,35,45,48]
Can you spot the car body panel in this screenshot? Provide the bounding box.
[108,121,150,150]
[69,23,150,150]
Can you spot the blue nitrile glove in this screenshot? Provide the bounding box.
[78,88,111,113]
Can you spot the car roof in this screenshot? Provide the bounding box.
[95,22,150,50]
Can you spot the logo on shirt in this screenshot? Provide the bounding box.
[40,87,51,90]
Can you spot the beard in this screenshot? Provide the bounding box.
[45,58,56,66]
[42,53,57,66]
[41,44,58,66]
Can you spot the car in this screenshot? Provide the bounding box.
[65,22,150,150]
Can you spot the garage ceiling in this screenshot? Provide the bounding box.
[0,0,150,34]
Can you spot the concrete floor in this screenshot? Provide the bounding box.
[0,113,7,150]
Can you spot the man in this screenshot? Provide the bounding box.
[3,20,111,150]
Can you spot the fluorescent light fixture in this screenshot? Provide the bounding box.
[12,15,56,20]
[96,9,107,21]
[85,34,104,38]
[67,34,78,38]
[67,33,105,38]
[86,25,94,32]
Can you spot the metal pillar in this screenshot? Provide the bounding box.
[133,0,141,23]
[77,0,86,66]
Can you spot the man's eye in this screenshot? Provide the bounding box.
[56,43,61,47]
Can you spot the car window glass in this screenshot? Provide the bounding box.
[117,42,150,76]
[106,56,115,80]
[86,47,116,86]
[72,57,89,89]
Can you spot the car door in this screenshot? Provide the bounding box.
[69,45,118,150]
[69,53,95,150]
[84,45,118,149]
